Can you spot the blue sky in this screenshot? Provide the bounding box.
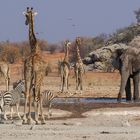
[0,0,140,43]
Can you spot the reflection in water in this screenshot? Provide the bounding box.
[52,98,126,104]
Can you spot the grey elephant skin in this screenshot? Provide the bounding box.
[112,47,140,102]
[83,43,140,101]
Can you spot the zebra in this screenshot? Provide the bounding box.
[41,90,54,119]
[0,80,25,120]
[14,81,55,119]
[31,87,54,119]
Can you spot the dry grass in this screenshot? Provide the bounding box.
[0,52,122,98]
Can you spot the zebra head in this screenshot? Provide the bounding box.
[13,80,25,94]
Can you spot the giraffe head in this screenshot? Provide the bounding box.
[64,40,71,48]
[76,37,82,46]
[23,7,38,25]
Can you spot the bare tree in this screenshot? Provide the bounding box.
[134,8,140,23]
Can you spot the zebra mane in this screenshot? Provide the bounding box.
[13,80,25,89]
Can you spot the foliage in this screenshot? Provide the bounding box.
[0,42,21,63]
[106,23,140,45]
[69,35,107,63]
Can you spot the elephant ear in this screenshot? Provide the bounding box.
[120,51,133,74]
[116,48,125,58]
[111,48,125,70]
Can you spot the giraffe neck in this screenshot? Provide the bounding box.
[76,45,82,64]
[63,47,69,62]
[28,14,38,53]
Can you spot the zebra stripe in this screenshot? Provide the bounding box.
[42,90,54,105]
[13,80,25,95]
[41,90,54,119]
[0,80,24,120]
[1,91,12,106]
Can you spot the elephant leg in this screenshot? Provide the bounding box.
[133,73,139,102]
[118,70,129,102]
[125,77,132,101]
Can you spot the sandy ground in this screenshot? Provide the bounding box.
[0,64,139,140]
[0,103,140,140]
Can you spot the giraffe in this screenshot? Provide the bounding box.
[60,40,71,93]
[74,37,85,94]
[22,7,46,124]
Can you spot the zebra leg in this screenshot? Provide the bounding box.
[47,102,52,119]
[10,106,13,120]
[3,106,8,120]
[16,103,21,119]
[37,103,40,116]
[0,109,2,121]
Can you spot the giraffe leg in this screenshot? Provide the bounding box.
[39,96,45,124]
[23,80,31,124]
[27,94,34,125]
[75,72,79,94]
[65,77,68,93]
[34,101,39,124]
[34,72,45,125]
[77,74,81,94]
[22,95,28,124]
[60,77,64,93]
[60,67,64,93]
[32,74,40,124]
[80,74,83,94]
[66,78,70,94]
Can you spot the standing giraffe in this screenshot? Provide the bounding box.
[60,40,71,93]
[22,7,46,124]
[74,37,85,94]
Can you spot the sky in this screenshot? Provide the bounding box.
[0,0,140,43]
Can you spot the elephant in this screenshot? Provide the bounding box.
[83,41,140,102]
[111,47,140,102]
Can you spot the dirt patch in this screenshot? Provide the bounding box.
[52,102,140,119]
